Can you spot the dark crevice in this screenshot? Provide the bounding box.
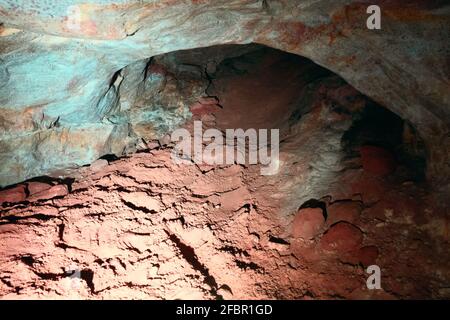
[121,200,155,214]
[0,213,58,225]
[268,235,290,245]
[58,223,65,241]
[235,260,261,272]
[55,242,88,252]
[299,199,327,220]
[342,102,426,181]
[80,269,95,293]
[219,245,250,257]
[164,229,219,297]
[20,255,35,267]
[163,215,186,225]
[99,154,119,162]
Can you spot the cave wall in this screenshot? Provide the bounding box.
[0,0,449,187]
[0,21,449,299]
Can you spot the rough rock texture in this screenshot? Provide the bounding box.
[0,0,449,190]
[1,46,449,299]
[292,208,325,240]
[0,140,448,299]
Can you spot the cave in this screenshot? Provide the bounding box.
[0,1,449,301]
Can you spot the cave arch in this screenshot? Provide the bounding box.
[0,1,449,300]
[0,1,448,188]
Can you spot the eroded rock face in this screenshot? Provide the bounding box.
[0,1,449,301]
[0,44,449,299]
[1,139,448,299]
[0,0,449,188]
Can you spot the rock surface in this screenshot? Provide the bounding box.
[0,6,449,298]
[1,46,449,298]
[27,184,69,202]
[0,185,26,205]
[326,201,362,226]
[1,143,448,299]
[320,222,364,253]
[292,208,325,240]
[0,0,449,188]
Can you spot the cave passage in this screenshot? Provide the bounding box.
[0,44,447,300]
